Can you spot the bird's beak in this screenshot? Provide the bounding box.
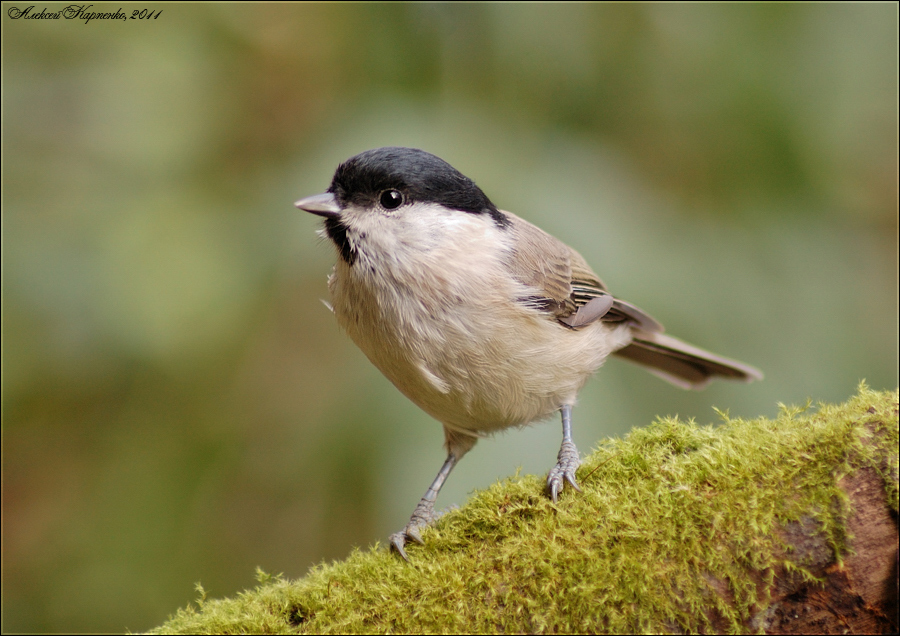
[294,193,341,218]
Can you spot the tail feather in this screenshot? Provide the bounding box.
[614,330,763,390]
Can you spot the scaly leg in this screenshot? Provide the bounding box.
[390,453,458,561]
[546,404,582,502]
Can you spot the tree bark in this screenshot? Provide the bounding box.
[758,466,898,634]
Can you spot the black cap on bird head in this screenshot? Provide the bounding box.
[328,147,509,227]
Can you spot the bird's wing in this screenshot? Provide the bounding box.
[504,211,662,331]
[504,212,576,319]
[502,212,761,389]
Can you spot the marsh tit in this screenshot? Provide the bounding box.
[295,147,762,560]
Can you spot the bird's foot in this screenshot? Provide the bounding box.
[546,439,581,502]
[389,500,456,561]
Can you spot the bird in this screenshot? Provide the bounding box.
[295,146,762,560]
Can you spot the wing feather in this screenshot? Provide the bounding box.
[502,211,762,389]
[505,211,660,330]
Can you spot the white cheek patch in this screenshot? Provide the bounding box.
[349,204,503,269]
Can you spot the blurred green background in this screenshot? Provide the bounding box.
[2,3,897,632]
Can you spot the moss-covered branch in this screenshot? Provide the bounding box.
[149,385,898,635]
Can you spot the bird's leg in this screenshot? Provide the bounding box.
[546,404,582,502]
[390,453,458,561]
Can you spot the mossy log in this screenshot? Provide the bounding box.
[149,385,898,635]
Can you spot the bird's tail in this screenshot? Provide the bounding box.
[613,330,763,390]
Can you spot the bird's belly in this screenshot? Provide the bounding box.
[332,277,631,434]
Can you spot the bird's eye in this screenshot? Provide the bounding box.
[379,189,403,210]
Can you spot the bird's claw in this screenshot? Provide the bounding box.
[390,519,429,561]
[389,530,415,561]
[389,501,458,561]
[546,440,581,502]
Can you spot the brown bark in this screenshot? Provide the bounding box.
[759,466,899,634]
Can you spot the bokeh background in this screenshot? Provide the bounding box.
[2,3,897,632]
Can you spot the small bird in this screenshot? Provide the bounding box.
[296,147,762,559]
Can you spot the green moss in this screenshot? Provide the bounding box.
[148,384,898,635]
